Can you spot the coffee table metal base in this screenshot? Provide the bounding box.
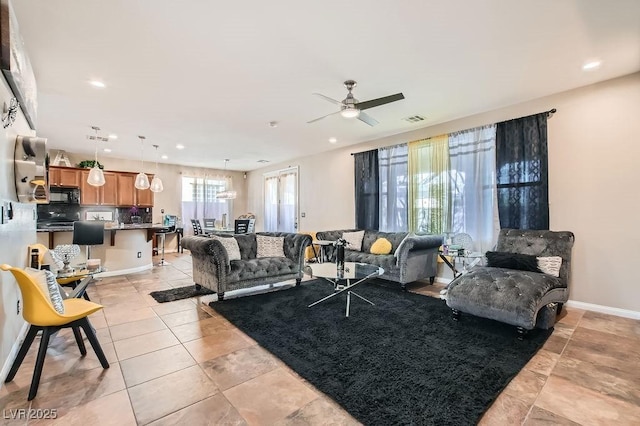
[308,276,376,317]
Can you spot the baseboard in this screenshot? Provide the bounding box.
[0,321,29,386]
[95,263,153,278]
[566,300,640,320]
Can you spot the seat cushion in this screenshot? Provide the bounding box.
[447,266,565,329]
[344,250,396,271]
[228,258,297,282]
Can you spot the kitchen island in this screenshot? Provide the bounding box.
[37,223,173,277]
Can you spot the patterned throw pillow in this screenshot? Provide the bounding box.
[370,238,392,255]
[342,230,365,251]
[256,235,285,258]
[25,267,65,314]
[537,256,563,277]
[210,235,241,263]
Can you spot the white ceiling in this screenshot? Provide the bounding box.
[12,0,640,171]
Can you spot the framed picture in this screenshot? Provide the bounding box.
[0,0,37,130]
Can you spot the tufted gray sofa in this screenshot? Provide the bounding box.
[315,229,443,290]
[181,232,311,300]
[446,229,575,337]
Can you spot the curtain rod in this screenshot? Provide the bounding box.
[350,108,557,156]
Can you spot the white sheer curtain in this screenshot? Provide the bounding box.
[181,175,232,235]
[263,175,278,231]
[379,144,408,231]
[448,125,499,253]
[278,169,297,232]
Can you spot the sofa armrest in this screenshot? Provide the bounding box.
[286,233,313,263]
[396,234,443,262]
[181,236,229,275]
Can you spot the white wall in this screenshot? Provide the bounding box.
[0,77,37,381]
[247,72,640,313]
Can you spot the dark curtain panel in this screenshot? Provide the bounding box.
[354,150,379,230]
[495,113,549,230]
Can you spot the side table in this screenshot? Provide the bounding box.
[311,240,335,263]
[439,251,484,299]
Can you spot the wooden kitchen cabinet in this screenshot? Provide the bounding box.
[136,184,154,207]
[116,173,136,206]
[117,172,154,207]
[80,170,118,205]
[49,166,80,187]
[100,172,118,205]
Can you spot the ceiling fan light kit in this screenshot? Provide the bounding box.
[308,80,404,126]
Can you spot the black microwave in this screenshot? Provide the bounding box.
[49,187,80,204]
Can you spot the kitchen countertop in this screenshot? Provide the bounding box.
[37,223,171,232]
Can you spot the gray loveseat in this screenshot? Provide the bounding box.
[446,229,575,337]
[315,229,443,290]
[181,232,311,300]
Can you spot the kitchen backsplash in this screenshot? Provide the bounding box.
[37,204,152,224]
[118,207,152,224]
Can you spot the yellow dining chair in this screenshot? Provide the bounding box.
[0,264,109,400]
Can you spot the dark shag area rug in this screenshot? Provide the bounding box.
[150,285,214,303]
[209,279,552,426]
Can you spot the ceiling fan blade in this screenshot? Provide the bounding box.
[312,93,344,106]
[356,93,405,111]
[357,111,379,127]
[307,110,342,124]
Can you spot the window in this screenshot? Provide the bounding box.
[181,176,232,233]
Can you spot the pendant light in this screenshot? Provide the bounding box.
[87,126,106,186]
[149,144,164,193]
[134,135,150,190]
[216,159,237,199]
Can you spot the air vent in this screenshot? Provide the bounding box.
[257,159,270,163]
[87,135,109,142]
[403,115,426,123]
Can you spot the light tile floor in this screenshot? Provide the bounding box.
[1,252,639,425]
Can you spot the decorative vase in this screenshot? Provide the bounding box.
[335,240,345,272]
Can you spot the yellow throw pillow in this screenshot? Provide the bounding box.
[370,238,392,255]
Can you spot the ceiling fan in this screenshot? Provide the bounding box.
[307,80,404,126]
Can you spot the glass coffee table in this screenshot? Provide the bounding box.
[306,262,384,317]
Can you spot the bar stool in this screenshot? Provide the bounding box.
[155,227,172,266]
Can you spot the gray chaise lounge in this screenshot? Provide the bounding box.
[446,229,575,338]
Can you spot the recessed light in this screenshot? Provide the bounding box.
[329,137,337,144]
[108,134,118,139]
[268,121,278,128]
[582,60,601,71]
[161,154,168,160]
[103,148,111,153]
[89,80,106,88]
[176,144,185,150]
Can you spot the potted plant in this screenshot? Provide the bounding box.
[77,160,104,169]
